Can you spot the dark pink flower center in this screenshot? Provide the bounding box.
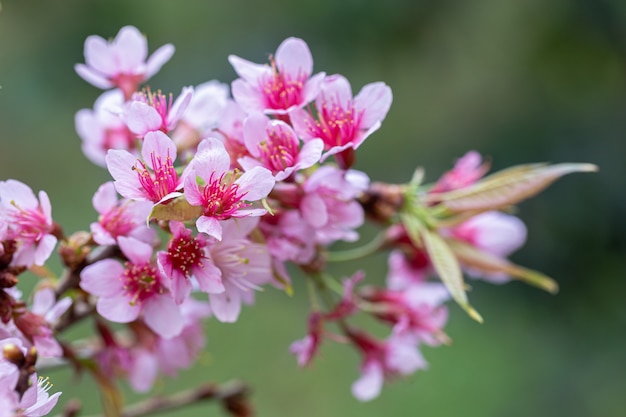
[133,150,178,203]
[8,203,50,244]
[103,126,136,153]
[122,262,163,305]
[99,206,133,240]
[112,73,145,101]
[261,62,306,111]
[308,98,364,148]
[166,230,207,277]
[135,89,172,133]
[259,126,299,173]
[201,172,250,220]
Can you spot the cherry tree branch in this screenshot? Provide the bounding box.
[69,381,252,417]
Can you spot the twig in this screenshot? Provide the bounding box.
[73,381,252,417]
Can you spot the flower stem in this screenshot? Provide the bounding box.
[325,232,387,263]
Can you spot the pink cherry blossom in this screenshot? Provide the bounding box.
[0,340,62,417]
[214,100,251,169]
[448,211,527,283]
[3,373,62,417]
[106,130,183,204]
[0,180,57,267]
[259,209,316,265]
[157,221,224,304]
[75,89,137,167]
[360,282,450,346]
[229,37,325,115]
[90,182,156,246]
[430,150,489,194]
[205,218,272,322]
[300,166,369,244]
[122,87,193,137]
[172,80,230,148]
[184,137,275,241]
[350,321,427,401]
[290,74,392,168]
[239,113,323,181]
[75,26,175,99]
[289,312,323,368]
[80,236,183,338]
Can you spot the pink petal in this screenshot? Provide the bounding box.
[145,44,175,79]
[97,295,140,323]
[196,215,222,241]
[106,150,145,200]
[209,289,242,323]
[142,131,177,167]
[75,64,113,89]
[128,349,158,392]
[228,55,269,84]
[275,37,313,77]
[143,295,184,338]
[355,82,392,129]
[194,258,225,294]
[80,259,124,297]
[118,236,153,264]
[300,194,328,227]
[243,112,271,157]
[230,78,265,114]
[183,175,204,206]
[115,26,147,71]
[235,166,275,200]
[303,72,326,105]
[190,137,231,181]
[319,75,353,109]
[288,107,317,140]
[84,35,116,75]
[125,102,162,136]
[92,182,119,214]
[0,179,38,209]
[33,234,57,266]
[296,138,324,169]
[352,361,384,402]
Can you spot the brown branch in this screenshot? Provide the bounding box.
[74,381,252,417]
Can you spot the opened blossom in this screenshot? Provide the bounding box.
[75,89,136,167]
[157,221,224,304]
[122,87,193,137]
[290,74,392,168]
[350,320,427,402]
[172,80,230,148]
[75,25,175,99]
[106,130,184,204]
[90,182,156,246]
[229,37,325,115]
[239,112,324,180]
[0,180,57,268]
[360,282,450,346]
[205,218,272,323]
[80,236,183,338]
[300,166,369,244]
[184,137,275,241]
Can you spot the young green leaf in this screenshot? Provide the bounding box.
[426,163,598,213]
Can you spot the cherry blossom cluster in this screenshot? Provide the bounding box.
[0,26,596,416]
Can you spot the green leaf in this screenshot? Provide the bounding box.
[420,228,483,323]
[148,196,203,224]
[426,163,598,213]
[447,239,559,294]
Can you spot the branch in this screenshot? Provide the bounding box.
[73,381,252,417]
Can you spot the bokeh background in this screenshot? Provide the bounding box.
[0,1,625,416]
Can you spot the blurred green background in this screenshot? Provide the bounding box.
[0,0,625,416]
